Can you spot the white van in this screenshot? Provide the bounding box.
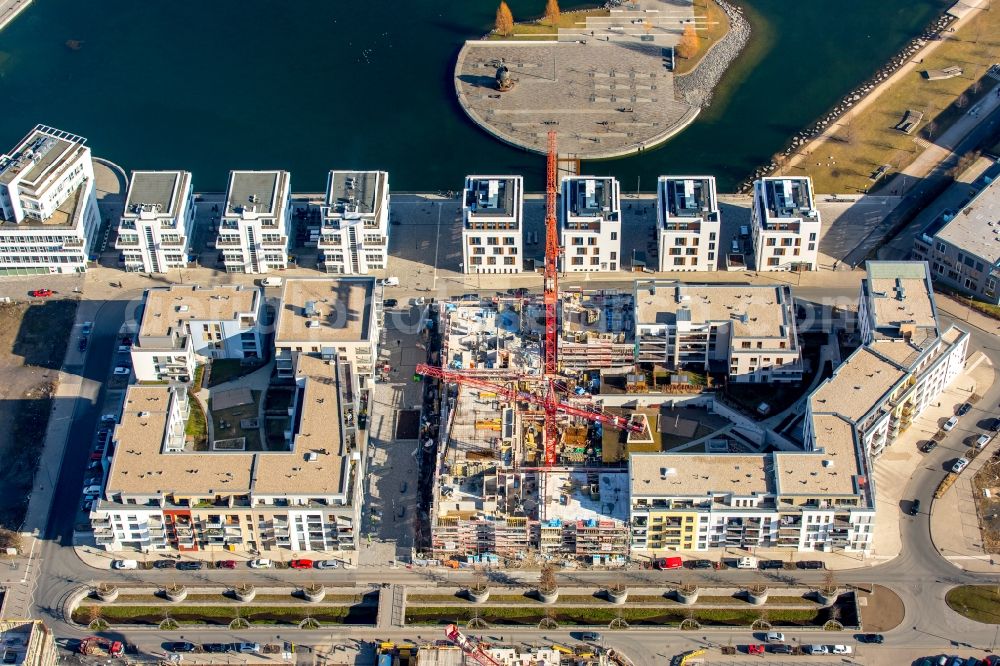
[736,556,758,569]
[112,559,138,570]
[261,277,282,288]
[380,277,400,287]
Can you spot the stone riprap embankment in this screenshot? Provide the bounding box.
[674,0,751,109]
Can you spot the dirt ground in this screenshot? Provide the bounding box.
[859,584,905,632]
[973,454,1000,553]
[0,299,78,529]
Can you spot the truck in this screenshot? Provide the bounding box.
[79,637,124,658]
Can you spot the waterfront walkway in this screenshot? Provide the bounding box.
[0,0,31,32]
[454,0,702,159]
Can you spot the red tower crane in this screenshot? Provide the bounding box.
[417,131,642,465]
[541,130,561,465]
[445,624,503,666]
[415,364,643,435]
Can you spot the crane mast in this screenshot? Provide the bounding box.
[542,131,561,466]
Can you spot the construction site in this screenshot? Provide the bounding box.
[420,134,656,566]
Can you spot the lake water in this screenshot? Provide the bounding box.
[0,0,946,192]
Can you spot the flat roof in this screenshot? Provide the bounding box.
[124,171,189,217]
[542,471,628,523]
[0,125,86,187]
[563,176,618,219]
[634,282,793,339]
[107,387,255,497]
[775,414,859,497]
[252,355,348,495]
[138,285,259,339]
[865,261,938,335]
[276,278,374,344]
[809,347,906,422]
[630,452,772,497]
[225,170,285,216]
[659,176,717,220]
[325,170,386,217]
[937,178,1000,265]
[464,176,520,220]
[759,177,815,219]
[107,357,351,498]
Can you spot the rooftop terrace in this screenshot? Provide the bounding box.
[464,176,520,221]
[325,171,385,218]
[564,177,619,220]
[660,176,718,222]
[759,177,817,221]
[0,125,85,187]
[138,284,259,341]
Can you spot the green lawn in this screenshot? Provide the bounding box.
[185,392,208,449]
[73,603,377,626]
[945,586,1000,624]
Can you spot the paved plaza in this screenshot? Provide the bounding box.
[455,1,703,159]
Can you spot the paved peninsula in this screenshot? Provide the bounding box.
[0,0,31,32]
[455,0,707,159]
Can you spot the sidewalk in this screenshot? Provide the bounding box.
[930,354,1000,573]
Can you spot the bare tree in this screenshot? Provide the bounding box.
[956,94,970,109]
[539,562,558,593]
[544,0,561,27]
[676,24,700,59]
[495,1,514,37]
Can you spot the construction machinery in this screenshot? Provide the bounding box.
[78,637,124,658]
[419,132,644,466]
[444,624,503,666]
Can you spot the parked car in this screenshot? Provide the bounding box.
[260,277,282,288]
[79,499,94,513]
[654,556,683,570]
[383,298,398,308]
[176,561,203,571]
[111,559,138,570]
[579,632,601,642]
[804,645,829,655]
[216,560,237,569]
[113,366,130,376]
[687,559,713,569]
[81,322,93,336]
[921,441,938,453]
[857,633,883,644]
[909,499,921,515]
[314,560,340,569]
[380,277,400,287]
[166,642,196,653]
[759,559,783,570]
[831,645,852,655]
[152,559,176,569]
[202,644,228,653]
[767,644,793,654]
[233,643,261,654]
[957,403,972,416]
[29,289,53,298]
[78,338,88,352]
[248,558,272,569]
[976,434,992,450]
[289,559,314,570]
[988,417,1000,433]
[952,457,970,474]
[798,560,824,570]
[746,644,765,655]
[736,556,758,569]
[944,416,959,431]
[764,632,785,643]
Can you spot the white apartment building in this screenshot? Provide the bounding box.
[656,176,720,271]
[318,170,390,274]
[560,176,621,272]
[131,284,263,383]
[116,170,195,273]
[275,278,382,395]
[461,175,523,274]
[629,436,875,555]
[751,177,821,272]
[216,170,290,274]
[0,125,100,276]
[92,355,365,555]
[633,281,803,383]
[806,261,968,460]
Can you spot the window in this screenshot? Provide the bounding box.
[503,256,515,265]
[572,237,583,246]
[708,252,715,261]
[766,238,776,246]
[590,257,600,265]
[504,236,515,245]
[576,247,587,255]
[809,233,817,241]
[588,237,597,245]
[673,257,685,266]
[936,241,946,252]
[741,341,751,349]
[610,251,617,260]
[767,257,779,266]
[808,243,815,251]
[675,238,686,246]
[708,242,715,250]
[471,256,482,265]
[487,256,496,265]
[975,261,984,272]
[709,232,716,240]
[571,257,583,265]
[610,232,618,240]
[469,237,481,245]
[487,237,498,245]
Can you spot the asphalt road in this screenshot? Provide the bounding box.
[16,279,1000,664]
